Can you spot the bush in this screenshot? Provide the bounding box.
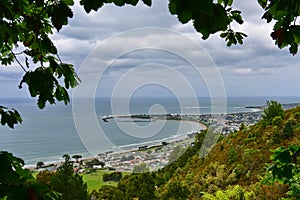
[272,116,283,126]
[262,100,284,125]
[36,161,45,169]
[228,147,239,164]
[103,172,122,182]
[282,120,295,139]
[50,155,89,200]
[92,185,124,200]
[271,126,282,144]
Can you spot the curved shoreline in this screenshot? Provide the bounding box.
[26,116,206,169]
[101,114,207,129]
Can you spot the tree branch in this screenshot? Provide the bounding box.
[11,51,27,73]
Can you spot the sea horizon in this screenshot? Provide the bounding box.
[1,96,300,166]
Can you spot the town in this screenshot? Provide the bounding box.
[36,109,269,173]
[35,102,300,172]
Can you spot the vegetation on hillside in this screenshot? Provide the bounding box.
[90,101,300,199]
[1,101,299,199]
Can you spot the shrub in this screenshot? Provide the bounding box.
[103,172,122,182]
[272,116,283,126]
[271,126,282,144]
[262,100,284,125]
[228,147,239,164]
[282,120,295,139]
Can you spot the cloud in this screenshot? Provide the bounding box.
[2,0,300,98]
[233,68,274,76]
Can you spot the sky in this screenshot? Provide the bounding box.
[2,0,300,99]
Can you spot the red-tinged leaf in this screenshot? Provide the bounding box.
[271,28,283,40]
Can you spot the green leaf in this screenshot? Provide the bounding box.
[218,0,233,7]
[62,0,74,6]
[177,10,192,24]
[80,0,104,13]
[271,147,292,164]
[168,0,177,15]
[142,0,151,6]
[289,43,298,55]
[288,145,300,155]
[113,0,125,6]
[262,11,273,23]
[126,0,139,6]
[290,25,300,43]
[40,37,57,54]
[220,32,228,38]
[231,10,243,24]
[258,0,268,8]
[49,2,74,31]
[227,0,233,6]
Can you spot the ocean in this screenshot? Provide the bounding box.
[0,96,300,165]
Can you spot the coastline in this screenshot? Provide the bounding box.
[28,133,199,172]
[19,101,300,170]
[26,118,206,170]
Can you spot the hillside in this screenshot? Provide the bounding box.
[92,102,300,200]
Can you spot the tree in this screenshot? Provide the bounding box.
[282,119,295,139]
[265,145,300,199]
[121,173,156,200]
[50,154,89,200]
[1,0,300,198]
[133,162,149,173]
[239,122,246,131]
[262,100,284,125]
[1,0,300,129]
[36,161,45,169]
[228,146,239,164]
[91,185,124,200]
[85,158,104,169]
[0,151,58,199]
[36,170,55,186]
[72,154,82,163]
[160,178,190,200]
[0,0,79,129]
[103,172,122,182]
[201,185,256,200]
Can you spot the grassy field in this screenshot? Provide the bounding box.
[32,170,131,192]
[81,170,124,192]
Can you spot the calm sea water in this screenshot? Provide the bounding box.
[0,96,300,165]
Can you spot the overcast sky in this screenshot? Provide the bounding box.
[2,0,300,99]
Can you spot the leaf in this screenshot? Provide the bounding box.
[142,0,151,6]
[258,0,268,8]
[25,57,29,68]
[62,0,74,6]
[290,25,300,43]
[40,37,57,54]
[231,10,244,24]
[168,0,177,15]
[177,10,192,24]
[262,12,273,23]
[80,0,104,13]
[235,32,244,44]
[289,145,300,156]
[220,32,228,38]
[126,0,139,6]
[113,0,125,6]
[227,0,233,6]
[49,2,74,31]
[271,147,292,164]
[289,43,298,55]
